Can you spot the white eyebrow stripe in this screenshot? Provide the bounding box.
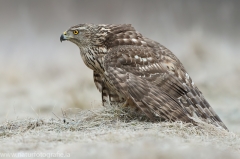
[70,27,86,30]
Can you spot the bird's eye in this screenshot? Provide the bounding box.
[73,30,79,35]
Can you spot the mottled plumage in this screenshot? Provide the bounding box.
[60,24,228,130]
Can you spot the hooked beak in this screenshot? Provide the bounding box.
[60,31,69,42]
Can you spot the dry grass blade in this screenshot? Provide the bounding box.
[0,106,239,159]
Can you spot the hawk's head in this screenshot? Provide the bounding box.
[60,24,112,48]
[60,24,137,49]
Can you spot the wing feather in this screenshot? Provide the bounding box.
[104,41,228,130]
[105,63,194,123]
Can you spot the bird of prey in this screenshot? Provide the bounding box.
[60,24,228,130]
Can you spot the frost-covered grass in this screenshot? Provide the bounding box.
[0,107,239,159]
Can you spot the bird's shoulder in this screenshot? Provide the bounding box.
[104,36,188,84]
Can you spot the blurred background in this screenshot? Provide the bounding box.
[0,0,239,131]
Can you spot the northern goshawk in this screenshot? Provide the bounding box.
[60,24,228,130]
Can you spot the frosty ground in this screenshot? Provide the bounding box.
[0,106,240,159]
